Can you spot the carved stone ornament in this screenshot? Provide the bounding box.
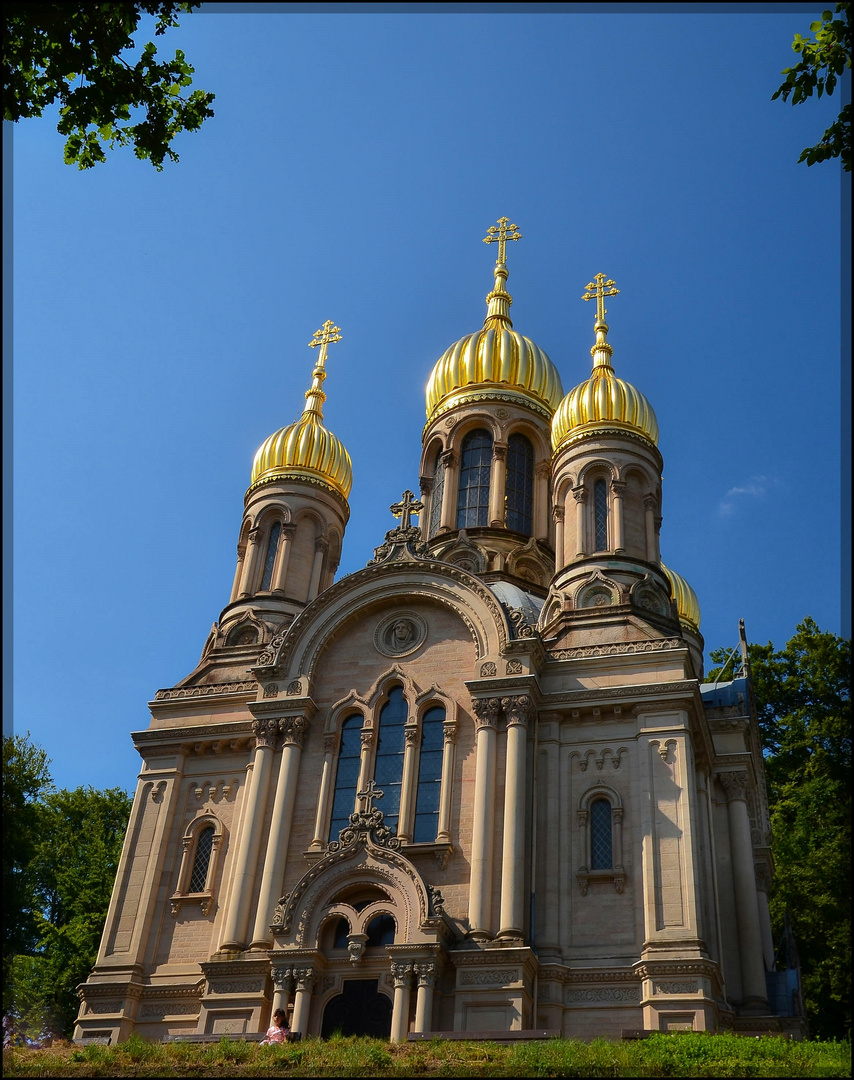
[279,715,310,747]
[506,659,523,675]
[719,771,750,803]
[505,606,536,639]
[368,525,430,566]
[391,962,414,988]
[271,894,291,928]
[427,883,446,916]
[374,611,428,658]
[501,695,532,727]
[327,786,402,855]
[480,662,497,677]
[472,698,501,728]
[286,680,302,696]
[263,683,279,698]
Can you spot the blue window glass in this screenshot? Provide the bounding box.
[329,716,363,841]
[189,827,214,892]
[414,706,445,842]
[505,434,534,534]
[332,918,350,949]
[590,799,613,869]
[260,521,281,591]
[428,449,445,539]
[594,479,608,552]
[456,429,492,529]
[374,688,407,834]
[366,913,396,946]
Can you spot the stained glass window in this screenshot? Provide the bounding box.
[189,827,214,892]
[590,799,613,869]
[457,429,492,528]
[413,706,445,842]
[373,688,407,834]
[594,479,608,551]
[505,434,534,534]
[329,716,363,841]
[429,449,445,538]
[260,521,281,591]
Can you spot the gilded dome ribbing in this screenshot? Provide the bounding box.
[425,218,563,423]
[661,562,701,632]
[249,322,353,500]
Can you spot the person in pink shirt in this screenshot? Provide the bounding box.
[260,1008,290,1044]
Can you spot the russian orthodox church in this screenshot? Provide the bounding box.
[74,220,801,1043]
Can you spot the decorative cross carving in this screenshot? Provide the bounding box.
[390,489,424,530]
[308,320,342,363]
[356,779,384,814]
[582,273,619,322]
[483,216,522,264]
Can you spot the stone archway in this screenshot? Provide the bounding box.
[320,978,392,1038]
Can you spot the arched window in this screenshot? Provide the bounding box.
[189,826,214,892]
[329,716,363,841]
[505,434,534,534]
[594,478,608,552]
[428,449,445,539]
[590,798,613,869]
[373,688,407,833]
[259,521,281,591]
[457,429,492,529]
[366,913,396,946]
[413,706,445,842]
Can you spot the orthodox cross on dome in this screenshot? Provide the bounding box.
[483,216,522,265]
[582,273,619,323]
[356,779,384,814]
[390,489,424,530]
[308,320,342,363]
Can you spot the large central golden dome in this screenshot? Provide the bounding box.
[425,224,563,423]
[249,322,353,500]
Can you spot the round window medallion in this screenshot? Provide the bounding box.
[374,611,428,657]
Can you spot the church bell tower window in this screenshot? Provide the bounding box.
[259,521,281,591]
[429,449,445,539]
[594,478,608,552]
[590,798,613,869]
[505,433,534,534]
[413,705,445,842]
[329,716,363,841]
[374,687,407,833]
[457,429,492,528]
[189,826,214,892]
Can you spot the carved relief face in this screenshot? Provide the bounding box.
[374,611,427,657]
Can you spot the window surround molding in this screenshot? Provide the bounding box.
[576,784,625,895]
[171,813,227,917]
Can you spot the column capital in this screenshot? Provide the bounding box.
[281,522,297,539]
[271,966,295,991]
[572,486,588,503]
[252,718,279,748]
[404,726,418,745]
[391,962,414,988]
[415,962,437,988]
[552,504,565,522]
[719,770,751,803]
[472,697,501,729]
[611,479,627,495]
[360,729,375,750]
[247,527,262,544]
[279,715,310,747]
[443,722,457,745]
[536,460,551,479]
[314,536,329,554]
[419,475,433,496]
[440,448,458,468]
[492,442,508,460]
[293,967,315,992]
[643,493,657,511]
[323,732,340,754]
[500,694,533,727]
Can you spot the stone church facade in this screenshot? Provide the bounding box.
[74,222,797,1042]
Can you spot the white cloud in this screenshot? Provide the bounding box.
[718,475,779,517]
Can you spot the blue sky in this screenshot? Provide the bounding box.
[9,5,848,793]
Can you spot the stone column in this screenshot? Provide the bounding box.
[720,772,768,1010]
[229,545,245,603]
[397,727,419,842]
[643,495,657,562]
[439,450,459,531]
[553,505,565,571]
[572,487,587,557]
[271,967,294,1016]
[419,476,433,538]
[468,698,500,939]
[237,528,261,598]
[489,442,508,527]
[290,968,314,1038]
[437,722,457,843]
[250,716,310,948]
[272,523,296,593]
[611,480,626,552]
[499,695,531,938]
[755,860,775,973]
[219,719,278,950]
[357,728,375,792]
[307,536,328,602]
[535,462,551,540]
[413,963,437,1033]
[390,963,414,1043]
[310,733,340,850]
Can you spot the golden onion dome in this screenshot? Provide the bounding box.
[551,274,658,451]
[661,562,701,632]
[249,322,353,500]
[425,220,563,423]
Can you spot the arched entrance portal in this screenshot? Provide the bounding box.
[321,979,392,1039]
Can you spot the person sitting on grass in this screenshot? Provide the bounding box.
[260,1008,290,1044]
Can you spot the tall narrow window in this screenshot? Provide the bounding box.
[189,827,214,892]
[260,521,281,591]
[457,429,492,529]
[428,449,445,538]
[329,716,363,841]
[505,434,534,534]
[413,706,445,842]
[594,479,608,552]
[373,688,407,833]
[590,799,613,869]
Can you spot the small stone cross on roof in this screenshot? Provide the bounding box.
[356,780,384,814]
[390,490,423,530]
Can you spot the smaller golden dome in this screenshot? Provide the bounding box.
[249,322,353,500]
[661,562,701,632]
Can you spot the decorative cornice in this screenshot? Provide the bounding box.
[548,639,683,661]
[153,680,257,702]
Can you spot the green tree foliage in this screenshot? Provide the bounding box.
[772,3,852,171]
[708,618,851,1038]
[3,2,214,169]
[2,735,132,1039]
